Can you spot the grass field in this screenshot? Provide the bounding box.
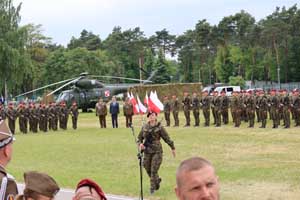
[8,112,300,200]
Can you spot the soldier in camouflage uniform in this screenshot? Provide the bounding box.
[54,103,60,130]
[70,101,79,130]
[6,102,18,134]
[138,112,176,194]
[281,89,290,128]
[95,98,107,128]
[278,89,285,125]
[200,90,210,127]
[171,95,180,127]
[220,90,229,124]
[60,101,69,130]
[39,103,48,132]
[123,97,134,128]
[48,102,55,131]
[245,91,256,128]
[211,91,218,125]
[230,91,242,127]
[182,92,191,127]
[269,89,280,128]
[240,91,248,122]
[255,90,261,122]
[212,92,222,127]
[163,96,171,127]
[18,102,29,134]
[29,103,39,133]
[291,89,300,126]
[191,92,200,127]
[258,90,268,128]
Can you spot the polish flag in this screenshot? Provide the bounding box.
[130,92,139,114]
[144,92,149,106]
[148,91,164,113]
[137,95,147,114]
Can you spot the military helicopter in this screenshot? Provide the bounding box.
[16,70,156,112]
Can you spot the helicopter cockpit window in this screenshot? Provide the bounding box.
[58,92,69,101]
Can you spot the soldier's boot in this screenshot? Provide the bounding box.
[155,178,162,190]
[150,188,155,195]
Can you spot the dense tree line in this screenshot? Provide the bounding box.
[1,0,300,97]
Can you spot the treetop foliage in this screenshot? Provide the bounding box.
[1,2,300,96]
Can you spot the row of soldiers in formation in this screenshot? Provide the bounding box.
[0,101,79,134]
[163,88,300,128]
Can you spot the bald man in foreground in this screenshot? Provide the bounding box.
[175,157,220,200]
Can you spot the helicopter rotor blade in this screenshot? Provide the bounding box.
[15,78,78,98]
[46,77,81,97]
[91,75,152,83]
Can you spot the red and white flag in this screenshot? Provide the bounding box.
[137,95,147,114]
[148,90,164,113]
[144,92,149,106]
[130,92,139,114]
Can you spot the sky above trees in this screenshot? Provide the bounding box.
[15,0,298,45]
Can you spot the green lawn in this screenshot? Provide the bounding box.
[8,112,300,200]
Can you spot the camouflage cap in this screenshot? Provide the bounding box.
[0,120,15,148]
[23,171,60,198]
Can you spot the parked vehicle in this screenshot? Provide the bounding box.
[214,86,241,96]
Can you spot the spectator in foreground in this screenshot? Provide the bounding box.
[0,120,18,199]
[73,178,107,200]
[175,156,220,200]
[16,171,59,200]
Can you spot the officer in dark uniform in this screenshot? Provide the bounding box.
[200,90,211,127]
[182,92,191,127]
[231,91,242,127]
[245,91,256,128]
[96,98,107,128]
[163,96,171,127]
[171,95,180,127]
[70,101,79,130]
[0,120,18,199]
[269,89,280,128]
[5,102,17,134]
[123,97,134,128]
[109,96,119,128]
[191,92,200,127]
[258,90,268,128]
[16,171,59,200]
[138,112,176,194]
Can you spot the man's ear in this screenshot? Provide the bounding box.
[3,145,9,157]
[175,186,180,199]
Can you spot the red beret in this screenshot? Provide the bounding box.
[76,179,107,200]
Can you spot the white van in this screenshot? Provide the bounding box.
[214,86,241,96]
